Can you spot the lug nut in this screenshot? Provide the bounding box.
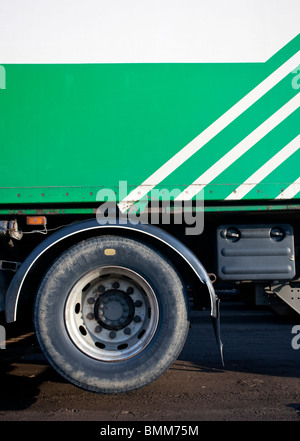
[134,315,141,323]
[87,297,95,305]
[95,326,102,333]
[109,331,116,339]
[112,282,120,289]
[124,327,131,335]
[86,312,94,320]
[98,285,105,293]
[134,300,142,307]
[127,287,134,294]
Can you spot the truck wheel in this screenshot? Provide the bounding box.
[34,235,189,393]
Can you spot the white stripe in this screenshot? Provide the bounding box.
[275,177,300,199]
[175,93,300,201]
[119,51,300,211]
[225,134,300,200]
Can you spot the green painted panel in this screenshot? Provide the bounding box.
[0,34,299,207]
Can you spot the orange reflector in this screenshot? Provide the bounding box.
[26,216,47,226]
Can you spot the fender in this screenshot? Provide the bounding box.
[5,218,223,363]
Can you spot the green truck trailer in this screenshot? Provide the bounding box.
[0,1,299,393]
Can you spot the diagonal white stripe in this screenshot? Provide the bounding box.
[275,176,300,199]
[175,93,300,201]
[225,134,300,200]
[119,50,300,211]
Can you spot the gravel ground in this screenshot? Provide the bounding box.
[0,301,299,423]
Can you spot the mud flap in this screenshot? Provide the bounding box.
[211,297,224,366]
[203,275,224,366]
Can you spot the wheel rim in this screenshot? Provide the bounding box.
[65,266,159,361]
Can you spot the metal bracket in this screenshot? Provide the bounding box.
[270,281,300,315]
[0,260,21,272]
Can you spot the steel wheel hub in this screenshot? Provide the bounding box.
[94,290,135,330]
[64,266,159,361]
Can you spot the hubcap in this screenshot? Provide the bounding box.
[94,290,135,330]
[65,266,159,361]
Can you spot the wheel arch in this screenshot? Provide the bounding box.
[5,218,219,325]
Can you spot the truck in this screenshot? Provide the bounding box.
[0,0,299,394]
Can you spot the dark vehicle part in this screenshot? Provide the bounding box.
[270,280,300,315]
[5,219,222,356]
[34,235,189,394]
[217,224,295,281]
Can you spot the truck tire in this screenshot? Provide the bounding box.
[34,235,189,394]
